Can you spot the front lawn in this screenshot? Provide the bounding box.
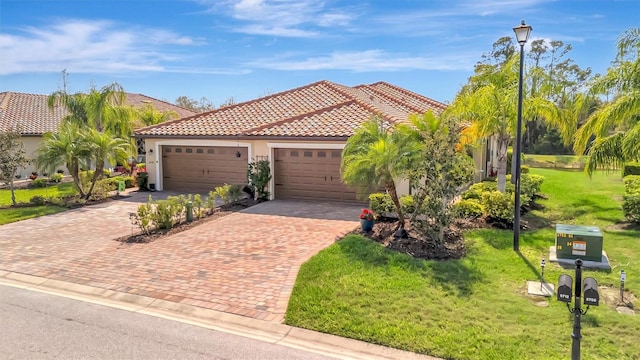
[286,169,639,360]
[0,182,77,224]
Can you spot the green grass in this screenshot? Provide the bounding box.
[524,154,587,169]
[0,182,77,224]
[0,182,77,206]
[286,169,640,360]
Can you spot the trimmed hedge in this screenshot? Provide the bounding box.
[622,174,640,223]
[453,199,484,219]
[368,193,416,216]
[623,162,640,177]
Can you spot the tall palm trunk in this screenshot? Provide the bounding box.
[385,180,405,229]
[85,160,104,200]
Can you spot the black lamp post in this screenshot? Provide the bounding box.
[512,20,532,252]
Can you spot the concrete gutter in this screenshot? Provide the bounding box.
[0,271,440,360]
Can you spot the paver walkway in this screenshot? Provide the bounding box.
[0,193,361,322]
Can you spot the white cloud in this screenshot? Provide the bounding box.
[201,0,355,37]
[246,50,477,72]
[0,19,212,75]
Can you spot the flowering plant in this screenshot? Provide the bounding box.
[359,208,374,220]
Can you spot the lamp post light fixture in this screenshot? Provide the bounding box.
[512,20,532,252]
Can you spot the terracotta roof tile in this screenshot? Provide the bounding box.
[134,80,447,139]
[0,91,196,135]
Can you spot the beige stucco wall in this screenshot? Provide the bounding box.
[142,137,411,198]
[16,136,50,179]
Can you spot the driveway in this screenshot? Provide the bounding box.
[0,192,362,322]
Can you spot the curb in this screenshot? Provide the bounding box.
[0,271,440,360]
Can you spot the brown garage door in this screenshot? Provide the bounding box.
[274,148,358,201]
[162,145,248,192]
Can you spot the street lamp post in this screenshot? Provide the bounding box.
[512,20,532,252]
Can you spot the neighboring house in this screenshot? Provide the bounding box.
[0,91,196,178]
[135,80,487,202]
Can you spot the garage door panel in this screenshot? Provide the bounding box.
[274,148,358,201]
[162,146,247,192]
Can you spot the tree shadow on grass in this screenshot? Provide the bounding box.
[337,235,483,298]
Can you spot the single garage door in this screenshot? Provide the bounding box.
[274,148,358,201]
[162,145,248,192]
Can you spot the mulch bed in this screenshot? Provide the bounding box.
[114,200,260,244]
[357,218,469,260]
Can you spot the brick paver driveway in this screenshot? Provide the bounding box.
[0,193,362,322]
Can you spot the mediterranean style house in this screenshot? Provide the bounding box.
[0,91,196,178]
[135,80,491,202]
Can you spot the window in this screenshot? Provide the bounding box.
[175,148,183,153]
[207,148,215,154]
[331,151,341,158]
[164,147,171,153]
[196,148,204,154]
[303,151,313,157]
[317,151,326,157]
[186,148,193,153]
[290,151,299,157]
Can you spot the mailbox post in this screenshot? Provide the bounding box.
[557,258,599,360]
[620,270,626,303]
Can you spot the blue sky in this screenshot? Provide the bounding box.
[0,0,637,106]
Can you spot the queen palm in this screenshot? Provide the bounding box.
[574,27,640,173]
[447,54,560,192]
[35,123,90,197]
[82,129,131,199]
[341,115,417,229]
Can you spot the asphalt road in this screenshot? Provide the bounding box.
[0,284,336,360]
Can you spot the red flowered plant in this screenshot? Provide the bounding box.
[359,208,374,220]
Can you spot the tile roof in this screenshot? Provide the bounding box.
[0,91,196,136]
[135,80,447,139]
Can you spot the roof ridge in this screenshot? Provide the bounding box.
[127,93,195,114]
[243,99,358,135]
[355,85,424,114]
[370,81,448,109]
[324,82,403,124]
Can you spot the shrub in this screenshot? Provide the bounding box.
[136,172,149,189]
[193,194,204,219]
[228,184,244,203]
[248,160,272,200]
[453,199,485,219]
[622,194,640,223]
[134,200,154,235]
[462,181,497,200]
[30,178,48,188]
[152,200,175,229]
[623,162,640,177]
[212,184,231,205]
[399,195,415,214]
[29,195,47,205]
[521,165,530,174]
[519,173,545,202]
[205,191,217,213]
[103,168,112,178]
[49,173,64,183]
[368,193,394,214]
[481,191,513,224]
[623,175,640,194]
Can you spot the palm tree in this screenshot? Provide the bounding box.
[447,54,560,191]
[83,130,131,199]
[35,123,90,197]
[574,27,640,173]
[341,115,417,229]
[48,82,134,138]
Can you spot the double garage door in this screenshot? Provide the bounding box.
[162,145,248,193]
[274,148,358,201]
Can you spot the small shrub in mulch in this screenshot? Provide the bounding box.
[115,199,261,244]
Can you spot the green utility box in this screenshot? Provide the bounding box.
[555,224,603,262]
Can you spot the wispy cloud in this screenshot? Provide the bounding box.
[246,50,477,72]
[199,0,356,37]
[0,19,214,75]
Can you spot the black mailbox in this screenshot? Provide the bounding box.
[583,277,599,306]
[557,274,573,302]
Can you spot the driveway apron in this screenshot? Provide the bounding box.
[0,195,361,322]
